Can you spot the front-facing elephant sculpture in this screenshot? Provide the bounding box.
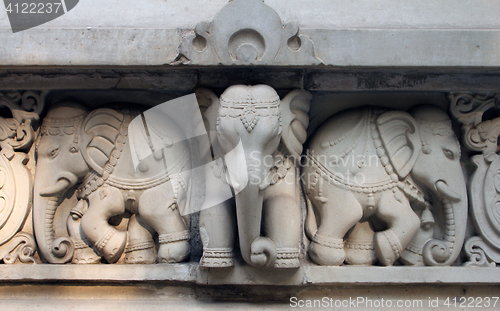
[303,105,467,266]
[33,101,192,264]
[198,85,311,268]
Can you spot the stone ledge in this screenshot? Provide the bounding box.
[2,68,500,93]
[0,28,499,67]
[1,264,499,285]
[303,266,500,285]
[0,264,198,282]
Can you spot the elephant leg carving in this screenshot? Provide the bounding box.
[263,168,301,268]
[199,199,236,268]
[345,221,377,265]
[67,199,101,264]
[400,208,434,266]
[308,187,363,266]
[374,190,420,266]
[139,183,190,263]
[157,230,190,263]
[80,186,127,263]
[124,215,156,264]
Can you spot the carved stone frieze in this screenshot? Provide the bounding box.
[179,0,321,66]
[450,93,500,267]
[0,85,496,282]
[0,91,46,264]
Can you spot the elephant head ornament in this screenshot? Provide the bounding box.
[33,101,192,264]
[303,105,467,266]
[198,85,311,268]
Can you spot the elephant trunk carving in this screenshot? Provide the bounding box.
[408,106,468,266]
[233,146,279,267]
[38,179,71,196]
[33,175,75,263]
[216,85,282,267]
[422,178,467,266]
[33,101,88,263]
[234,179,277,267]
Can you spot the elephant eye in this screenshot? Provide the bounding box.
[443,149,455,160]
[49,148,59,158]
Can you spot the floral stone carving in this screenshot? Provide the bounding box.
[303,106,467,266]
[178,0,321,66]
[0,91,45,264]
[450,93,500,267]
[33,101,191,264]
[198,85,311,268]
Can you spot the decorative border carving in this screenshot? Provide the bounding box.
[0,91,46,264]
[450,93,500,267]
[178,0,321,66]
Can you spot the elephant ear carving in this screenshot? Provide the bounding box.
[280,90,312,158]
[196,88,220,159]
[80,108,125,175]
[376,111,421,179]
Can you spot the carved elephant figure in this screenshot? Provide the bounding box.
[303,105,467,266]
[33,101,191,264]
[197,85,311,268]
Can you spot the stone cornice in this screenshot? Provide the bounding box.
[1,264,500,285]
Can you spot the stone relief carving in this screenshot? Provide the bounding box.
[198,85,311,268]
[0,88,493,273]
[450,93,500,267]
[303,106,468,266]
[33,102,191,264]
[178,0,321,66]
[0,91,45,264]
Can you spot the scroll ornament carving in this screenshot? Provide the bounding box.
[198,85,311,268]
[0,91,46,264]
[178,0,321,66]
[450,93,500,267]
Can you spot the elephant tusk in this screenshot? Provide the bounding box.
[39,179,71,197]
[435,180,461,202]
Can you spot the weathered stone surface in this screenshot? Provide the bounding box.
[2,264,500,284]
[3,69,500,93]
[1,0,499,66]
[197,265,305,285]
[2,0,500,31]
[307,29,500,67]
[304,266,500,284]
[0,29,182,66]
[0,69,198,91]
[0,264,197,282]
[1,282,497,310]
[305,70,500,92]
